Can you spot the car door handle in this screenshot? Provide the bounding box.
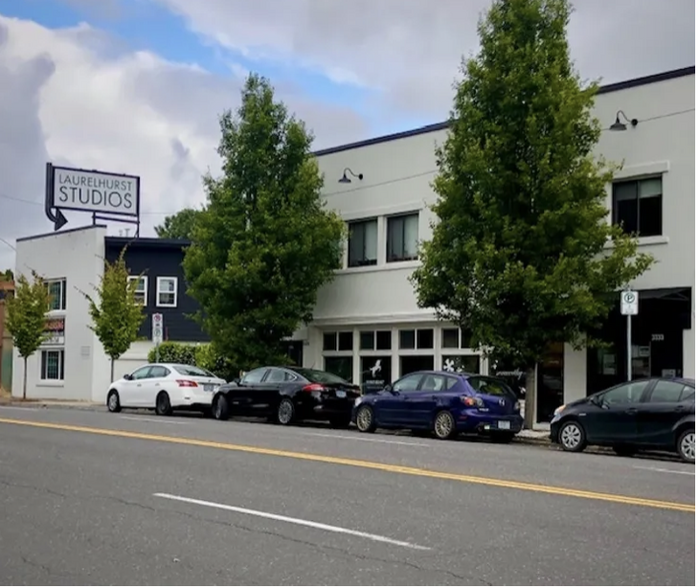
[674,405,685,412]
[625,407,638,414]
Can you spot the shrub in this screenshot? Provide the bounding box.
[147,341,237,381]
[147,341,197,365]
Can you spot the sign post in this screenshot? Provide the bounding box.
[152,313,163,362]
[620,289,639,381]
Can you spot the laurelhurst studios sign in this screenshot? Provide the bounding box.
[44,162,141,231]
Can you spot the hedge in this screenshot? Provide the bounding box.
[147,342,236,381]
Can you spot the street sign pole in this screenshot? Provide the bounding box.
[620,289,639,382]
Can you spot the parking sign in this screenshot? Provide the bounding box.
[620,290,639,316]
[152,313,163,344]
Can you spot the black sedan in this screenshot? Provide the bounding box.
[550,377,695,462]
[211,366,361,428]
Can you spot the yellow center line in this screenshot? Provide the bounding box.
[0,417,694,513]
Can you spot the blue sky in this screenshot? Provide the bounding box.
[0,0,435,137]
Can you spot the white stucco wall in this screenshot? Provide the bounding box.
[310,70,695,397]
[12,225,110,402]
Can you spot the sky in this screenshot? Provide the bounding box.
[0,0,695,270]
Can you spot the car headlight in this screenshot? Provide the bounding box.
[553,404,566,416]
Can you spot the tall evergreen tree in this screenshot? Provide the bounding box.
[411,0,653,426]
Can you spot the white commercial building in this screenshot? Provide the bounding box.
[11,67,695,423]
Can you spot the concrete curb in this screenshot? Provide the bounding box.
[0,399,105,412]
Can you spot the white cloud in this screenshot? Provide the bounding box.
[0,15,369,270]
[157,0,695,116]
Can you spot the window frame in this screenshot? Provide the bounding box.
[45,278,67,312]
[399,328,434,350]
[322,331,353,352]
[347,218,378,268]
[611,176,663,237]
[647,380,688,404]
[156,276,178,308]
[128,275,148,306]
[386,212,419,263]
[598,381,648,406]
[392,373,425,393]
[40,349,65,382]
[241,367,268,385]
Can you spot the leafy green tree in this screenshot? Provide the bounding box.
[184,73,345,369]
[5,271,51,399]
[411,0,653,427]
[1,269,13,281]
[82,249,145,382]
[154,208,202,240]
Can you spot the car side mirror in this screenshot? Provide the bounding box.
[123,373,132,380]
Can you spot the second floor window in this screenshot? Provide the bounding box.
[157,277,178,307]
[612,177,662,237]
[387,213,419,262]
[348,219,378,267]
[45,279,66,311]
[128,276,148,306]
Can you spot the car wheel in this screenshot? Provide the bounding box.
[491,432,515,444]
[277,398,296,425]
[107,390,121,413]
[155,392,173,416]
[433,410,457,440]
[355,405,376,433]
[212,394,230,421]
[677,429,695,463]
[558,420,587,452]
[329,415,351,429]
[613,445,636,457]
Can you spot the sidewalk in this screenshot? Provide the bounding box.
[0,396,104,411]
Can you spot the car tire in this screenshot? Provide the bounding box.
[613,445,636,457]
[433,410,457,440]
[329,415,351,429]
[155,392,173,416]
[107,390,121,413]
[558,420,587,453]
[677,428,695,463]
[277,398,296,426]
[355,405,377,433]
[212,394,230,421]
[491,432,515,444]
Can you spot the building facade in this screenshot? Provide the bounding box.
[0,278,15,392]
[304,66,695,422]
[11,67,695,423]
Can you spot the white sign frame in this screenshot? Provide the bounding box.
[620,290,639,316]
[51,165,140,218]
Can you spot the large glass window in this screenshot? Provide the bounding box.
[323,356,353,382]
[40,349,65,381]
[386,213,419,262]
[45,279,66,311]
[348,219,378,267]
[612,177,662,237]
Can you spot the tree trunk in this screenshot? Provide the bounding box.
[523,365,537,430]
[22,356,28,401]
[110,358,115,383]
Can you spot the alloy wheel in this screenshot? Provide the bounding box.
[679,431,695,462]
[356,406,373,432]
[434,411,455,439]
[278,400,294,425]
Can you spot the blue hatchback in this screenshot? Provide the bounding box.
[352,370,524,441]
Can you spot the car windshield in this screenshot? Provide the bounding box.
[172,364,216,377]
[292,368,348,384]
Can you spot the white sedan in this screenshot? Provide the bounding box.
[106,363,227,416]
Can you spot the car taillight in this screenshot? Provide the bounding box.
[461,396,484,407]
[176,379,199,387]
[302,383,325,393]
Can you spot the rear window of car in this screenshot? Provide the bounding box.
[293,368,348,384]
[467,377,516,397]
[172,364,215,377]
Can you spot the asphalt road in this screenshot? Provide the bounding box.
[0,406,694,586]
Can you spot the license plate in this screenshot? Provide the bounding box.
[498,420,511,430]
[336,390,347,399]
[203,384,214,392]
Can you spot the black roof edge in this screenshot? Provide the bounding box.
[105,236,191,249]
[313,65,695,157]
[16,224,108,243]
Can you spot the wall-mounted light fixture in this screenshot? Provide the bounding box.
[338,167,363,183]
[610,110,638,131]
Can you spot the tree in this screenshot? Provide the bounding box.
[5,271,51,399]
[1,269,13,281]
[411,0,653,428]
[184,73,345,369]
[82,249,145,382]
[155,208,202,240]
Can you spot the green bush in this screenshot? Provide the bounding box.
[147,341,238,381]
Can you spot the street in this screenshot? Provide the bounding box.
[0,406,694,586]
